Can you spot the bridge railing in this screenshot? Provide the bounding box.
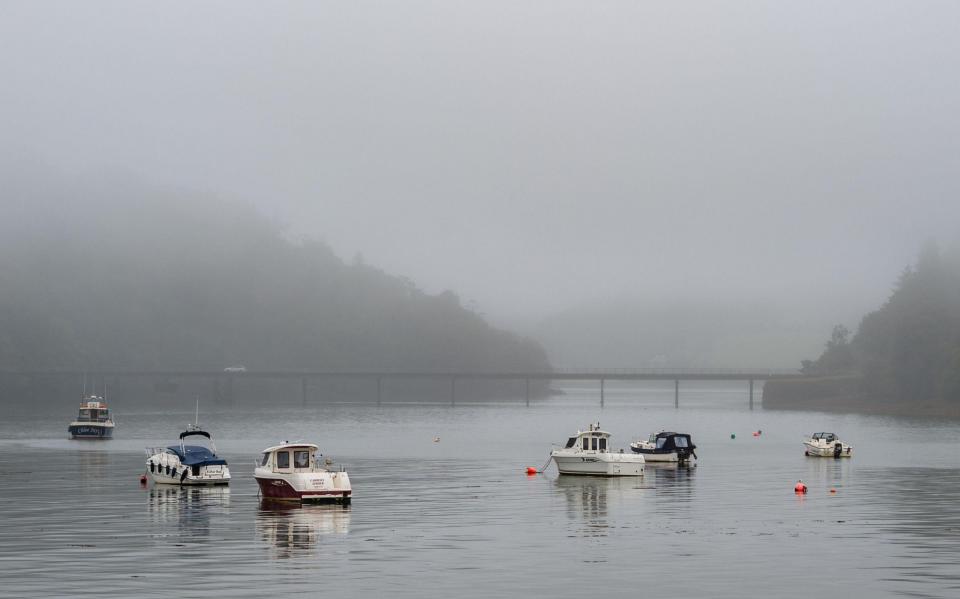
[548,367,803,376]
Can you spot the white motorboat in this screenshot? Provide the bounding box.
[803,432,853,458]
[68,395,115,439]
[630,431,697,463]
[254,442,352,503]
[550,423,644,476]
[145,425,231,485]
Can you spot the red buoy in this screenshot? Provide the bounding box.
[794,480,807,494]
[830,488,837,494]
[139,474,147,485]
[526,467,538,476]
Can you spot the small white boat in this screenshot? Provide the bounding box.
[550,423,644,476]
[803,432,853,458]
[145,426,231,485]
[68,396,115,439]
[630,431,697,463]
[254,442,352,503]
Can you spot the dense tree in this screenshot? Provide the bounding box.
[802,241,960,404]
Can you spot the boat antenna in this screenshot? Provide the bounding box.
[195,394,200,427]
[82,372,87,399]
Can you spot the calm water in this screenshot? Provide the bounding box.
[2,383,959,598]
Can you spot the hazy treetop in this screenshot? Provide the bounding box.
[2,1,958,323]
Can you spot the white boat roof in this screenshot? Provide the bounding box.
[261,442,321,453]
[574,425,611,437]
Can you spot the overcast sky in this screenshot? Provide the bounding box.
[3,1,959,324]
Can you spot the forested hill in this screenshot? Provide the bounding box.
[767,242,960,413]
[0,165,550,373]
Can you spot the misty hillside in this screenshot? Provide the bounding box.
[803,242,960,404]
[0,164,549,373]
[530,300,856,369]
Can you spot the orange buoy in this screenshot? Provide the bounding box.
[526,467,538,475]
[794,480,807,493]
[830,488,837,494]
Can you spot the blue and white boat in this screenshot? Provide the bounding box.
[630,431,697,464]
[68,396,115,439]
[146,425,231,486]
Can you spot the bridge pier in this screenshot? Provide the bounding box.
[749,379,754,410]
[675,380,679,408]
[525,378,530,407]
[377,377,382,406]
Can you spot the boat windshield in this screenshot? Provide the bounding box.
[170,445,226,466]
[260,452,270,466]
[77,409,109,422]
[674,436,689,448]
[565,437,577,448]
[656,437,667,449]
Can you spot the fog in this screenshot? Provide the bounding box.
[3,1,959,367]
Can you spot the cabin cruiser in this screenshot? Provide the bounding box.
[145,426,231,485]
[254,442,352,503]
[803,432,853,458]
[630,431,697,464]
[550,423,644,476]
[68,396,115,439]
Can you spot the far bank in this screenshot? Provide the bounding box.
[763,374,960,418]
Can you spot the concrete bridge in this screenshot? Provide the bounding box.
[5,368,803,408]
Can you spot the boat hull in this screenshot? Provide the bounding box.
[629,448,693,463]
[149,471,231,486]
[804,442,853,458]
[254,472,352,503]
[551,453,644,476]
[146,452,231,485]
[68,424,114,439]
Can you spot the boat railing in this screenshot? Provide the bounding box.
[145,446,175,457]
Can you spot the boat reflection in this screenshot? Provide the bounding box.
[646,462,696,513]
[77,450,111,483]
[257,500,351,559]
[146,486,231,539]
[554,476,644,538]
[803,451,851,490]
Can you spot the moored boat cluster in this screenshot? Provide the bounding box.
[70,402,852,500]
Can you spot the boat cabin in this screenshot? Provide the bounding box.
[650,432,695,452]
[76,397,110,423]
[259,443,324,473]
[810,432,838,444]
[563,424,611,453]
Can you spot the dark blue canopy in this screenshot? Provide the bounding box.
[168,445,228,466]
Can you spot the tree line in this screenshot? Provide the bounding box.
[802,241,960,404]
[0,166,550,376]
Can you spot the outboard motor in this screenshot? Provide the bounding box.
[676,435,697,463]
[833,442,843,458]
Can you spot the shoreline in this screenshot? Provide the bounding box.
[762,374,960,419]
